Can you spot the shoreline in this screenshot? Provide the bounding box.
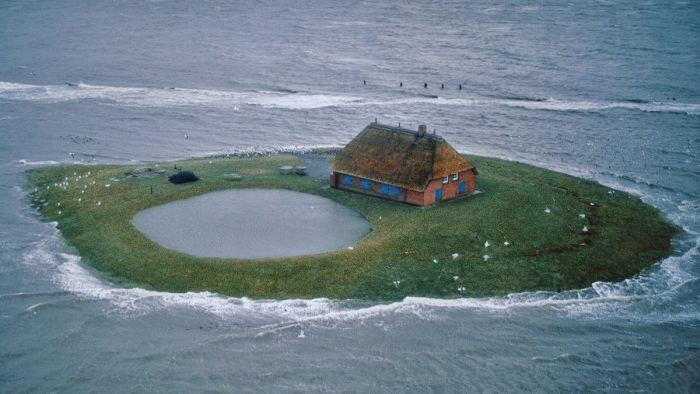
[25,151,678,300]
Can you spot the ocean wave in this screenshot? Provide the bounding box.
[18,218,699,327]
[2,81,699,115]
[16,159,61,166]
[0,81,363,110]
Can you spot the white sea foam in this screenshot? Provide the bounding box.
[17,148,699,325]
[2,81,698,115]
[16,159,61,166]
[19,219,699,326]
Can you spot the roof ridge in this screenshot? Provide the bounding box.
[369,122,444,141]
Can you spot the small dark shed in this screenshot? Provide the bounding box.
[330,123,477,206]
[169,171,199,184]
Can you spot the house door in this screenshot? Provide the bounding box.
[458,181,466,193]
[435,188,443,201]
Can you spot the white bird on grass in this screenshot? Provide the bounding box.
[432,259,438,264]
[503,241,510,246]
[579,213,586,219]
[392,280,401,288]
[483,254,490,261]
[544,208,551,213]
[453,276,459,281]
[582,225,589,233]
[451,253,459,260]
[484,241,490,248]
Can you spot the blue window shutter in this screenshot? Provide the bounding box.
[361,179,370,189]
[390,186,399,198]
[381,184,389,194]
[343,175,353,185]
[459,181,466,193]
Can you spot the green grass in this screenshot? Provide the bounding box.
[25,153,678,300]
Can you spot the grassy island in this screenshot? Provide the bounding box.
[26,153,677,300]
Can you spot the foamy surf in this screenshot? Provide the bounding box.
[2,81,698,115]
[16,159,61,166]
[20,216,699,326]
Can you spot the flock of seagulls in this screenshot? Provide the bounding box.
[35,169,114,218]
[390,203,594,295]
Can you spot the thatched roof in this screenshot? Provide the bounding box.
[332,123,475,191]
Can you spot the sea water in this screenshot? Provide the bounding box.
[1,0,698,391]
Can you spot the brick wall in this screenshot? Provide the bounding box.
[331,170,476,206]
[422,169,476,205]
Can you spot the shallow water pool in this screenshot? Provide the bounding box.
[133,189,371,259]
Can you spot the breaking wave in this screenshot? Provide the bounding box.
[20,214,699,327]
[2,81,699,115]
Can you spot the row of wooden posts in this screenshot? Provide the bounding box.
[363,80,463,90]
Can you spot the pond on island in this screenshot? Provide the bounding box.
[133,189,371,259]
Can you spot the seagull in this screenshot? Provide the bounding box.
[69,152,75,159]
[503,241,510,246]
[457,287,465,296]
[451,253,459,260]
[432,259,438,264]
[347,246,354,250]
[484,241,490,248]
[582,225,589,232]
[579,213,586,219]
[483,254,490,261]
[544,208,551,213]
[453,276,459,281]
[392,280,401,288]
[185,133,189,139]
[298,329,305,338]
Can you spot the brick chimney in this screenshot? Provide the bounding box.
[417,124,427,137]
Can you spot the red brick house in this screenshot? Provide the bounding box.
[330,122,477,206]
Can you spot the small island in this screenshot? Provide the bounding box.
[26,150,677,300]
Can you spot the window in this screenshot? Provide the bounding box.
[390,185,399,198]
[343,175,353,185]
[361,179,371,190]
[452,173,459,181]
[442,176,449,184]
[381,184,389,195]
